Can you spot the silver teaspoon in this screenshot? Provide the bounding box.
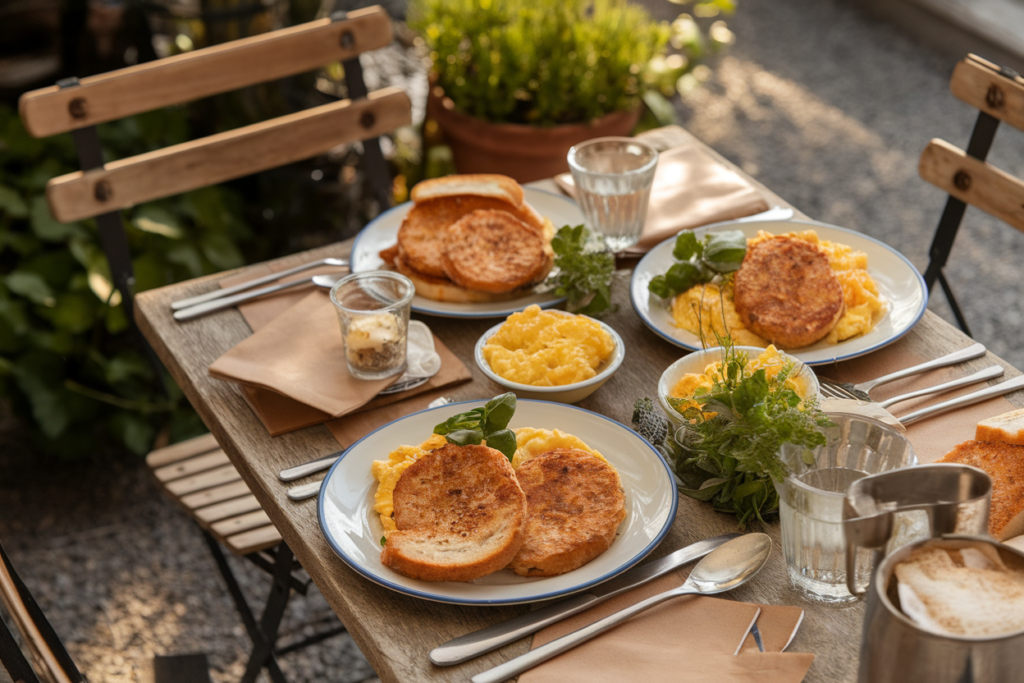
[470,533,772,683]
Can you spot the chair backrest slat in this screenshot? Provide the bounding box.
[919,138,1024,234]
[0,545,75,683]
[45,88,410,222]
[950,54,1024,134]
[18,6,391,138]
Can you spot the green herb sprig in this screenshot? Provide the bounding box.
[632,340,832,526]
[546,224,617,316]
[433,393,518,461]
[648,230,747,299]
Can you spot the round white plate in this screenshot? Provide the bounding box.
[630,219,928,366]
[317,399,678,605]
[350,187,584,318]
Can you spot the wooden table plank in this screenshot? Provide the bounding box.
[134,127,1023,683]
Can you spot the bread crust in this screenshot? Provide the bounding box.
[976,408,1024,446]
[509,449,626,577]
[411,174,524,207]
[442,210,552,294]
[940,439,1024,540]
[381,444,528,582]
[733,236,845,348]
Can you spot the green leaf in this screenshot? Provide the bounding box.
[665,261,704,293]
[673,231,703,261]
[483,392,517,431]
[43,292,99,334]
[702,230,746,272]
[445,429,484,446]
[5,271,54,305]
[132,205,185,239]
[648,274,673,299]
[484,429,517,461]
[165,244,204,279]
[105,352,153,386]
[0,184,28,218]
[29,196,82,241]
[108,411,155,455]
[200,232,245,270]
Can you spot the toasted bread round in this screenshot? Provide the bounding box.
[392,253,523,303]
[397,196,544,278]
[411,174,524,207]
[509,448,626,577]
[441,210,551,294]
[733,236,845,348]
[940,440,1024,540]
[381,443,527,582]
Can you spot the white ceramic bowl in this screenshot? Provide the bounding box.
[658,346,820,423]
[474,313,625,404]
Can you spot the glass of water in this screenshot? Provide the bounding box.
[567,137,658,252]
[775,414,916,602]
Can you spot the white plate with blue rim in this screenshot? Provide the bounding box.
[629,218,928,366]
[317,398,677,605]
[350,187,583,318]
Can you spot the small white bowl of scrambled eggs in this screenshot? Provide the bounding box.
[658,345,820,424]
[475,305,625,404]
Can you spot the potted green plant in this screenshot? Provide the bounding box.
[409,0,734,182]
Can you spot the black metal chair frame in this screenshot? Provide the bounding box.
[922,62,1022,338]
[54,13,392,682]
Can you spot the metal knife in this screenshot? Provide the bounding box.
[278,449,346,481]
[428,533,741,666]
[900,373,1024,425]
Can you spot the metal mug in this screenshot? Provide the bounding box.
[842,464,1024,683]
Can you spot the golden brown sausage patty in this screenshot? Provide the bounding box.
[732,236,845,348]
[509,448,626,577]
[441,210,551,294]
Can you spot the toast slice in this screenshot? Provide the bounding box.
[381,443,527,582]
[509,448,626,577]
[940,440,1024,540]
[977,408,1024,446]
[411,173,524,207]
[442,210,553,294]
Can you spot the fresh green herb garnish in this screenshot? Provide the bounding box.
[433,393,518,461]
[632,339,831,527]
[546,224,616,316]
[648,230,747,299]
[380,535,387,547]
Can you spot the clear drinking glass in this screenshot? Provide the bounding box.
[330,272,415,380]
[775,413,917,603]
[567,137,658,252]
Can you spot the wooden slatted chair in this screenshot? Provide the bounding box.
[0,538,86,683]
[920,53,1024,336]
[17,7,410,683]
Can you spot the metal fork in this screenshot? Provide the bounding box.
[821,365,1005,407]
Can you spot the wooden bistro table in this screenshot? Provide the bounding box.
[135,128,1023,683]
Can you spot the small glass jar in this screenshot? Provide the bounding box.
[330,272,415,380]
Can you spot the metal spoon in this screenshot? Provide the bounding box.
[171,257,348,310]
[470,533,772,683]
[173,273,344,321]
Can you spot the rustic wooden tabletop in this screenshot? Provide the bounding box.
[134,127,1022,683]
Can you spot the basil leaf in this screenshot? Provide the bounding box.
[673,231,703,261]
[648,274,673,299]
[665,261,704,293]
[445,429,484,446]
[702,231,747,273]
[484,429,517,461]
[483,393,517,432]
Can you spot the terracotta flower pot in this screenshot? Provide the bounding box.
[426,86,641,183]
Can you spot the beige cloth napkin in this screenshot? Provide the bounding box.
[817,343,1017,463]
[555,138,769,255]
[520,571,813,683]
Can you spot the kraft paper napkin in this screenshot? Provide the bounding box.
[818,344,1018,463]
[208,289,471,424]
[520,571,813,683]
[554,139,769,255]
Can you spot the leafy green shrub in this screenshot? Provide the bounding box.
[0,104,250,457]
[409,0,736,127]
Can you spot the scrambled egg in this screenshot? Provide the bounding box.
[482,305,615,386]
[669,345,812,411]
[671,230,885,348]
[371,428,611,534]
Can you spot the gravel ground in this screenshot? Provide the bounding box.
[3,1,1024,681]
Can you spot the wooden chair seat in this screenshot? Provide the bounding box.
[146,434,282,556]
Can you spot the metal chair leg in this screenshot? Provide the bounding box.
[937,271,973,337]
[240,543,295,683]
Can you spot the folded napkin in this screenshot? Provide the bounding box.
[555,136,769,255]
[520,570,813,683]
[208,286,471,435]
